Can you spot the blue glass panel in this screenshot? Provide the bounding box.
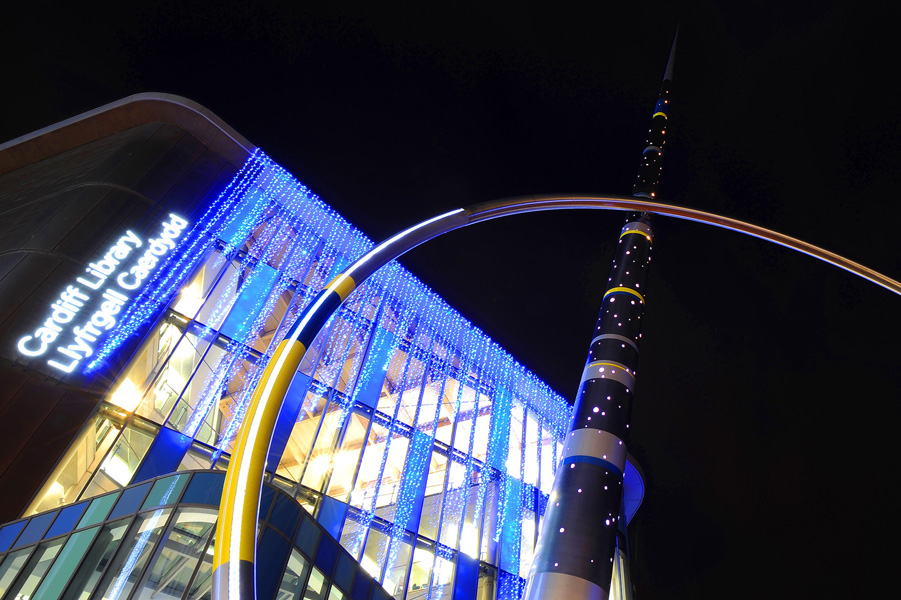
[295,515,321,558]
[352,328,395,411]
[77,493,119,529]
[12,512,57,548]
[0,521,26,552]
[266,372,311,468]
[257,527,291,600]
[453,552,478,600]
[313,533,338,578]
[333,553,355,594]
[370,583,391,600]
[260,486,276,522]
[141,473,190,509]
[351,570,372,600]
[44,503,88,539]
[268,493,301,538]
[219,263,280,341]
[316,496,346,541]
[108,483,151,520]
[181,472,225,506]
[131,427,192,483]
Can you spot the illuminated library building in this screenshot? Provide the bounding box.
[0,95,644,600]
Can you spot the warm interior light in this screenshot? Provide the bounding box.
[110,377,142,412]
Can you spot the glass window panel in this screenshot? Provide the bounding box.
[338,512,366,562]
[60,519,130,600]
[476,564,496,600]
[14,511,56,547]
[81,421,156,497]
[191,257,244,331]
[451,385,477,455]
[92,508,172,600]
[45,503,88,540]
[480,481,499,565]
[471,398,492,463]
[506,401,525,478]
[25,412,121,515]
[302,566,327,600]
[134,508,217,600]
[460,481,483,560]
[33,527,99,600]
[0,547,33,597]
[326,414,369,502]
[111,318,190,419]
[375,347,409,418]
[430,553,454,600]
[3,537,65,600]
[520,508,536,578]
[360,527,388,582]
[170,250,223,321]
[276,390,327,484]
[276,549,310,600]
[165,336,251,447]
[347,424,388,511]
[185,532,215,600]
[439,462,466,549]
[326,585,346,600]
[433,377,459,445]
[417,451,447,542]
[251,288,296,354]
[77,493,119,529]
[406,545,433,599]
[539,426,556,495]
[524,413,540,486]
[383,538,411,600]
[301,399,345,493]
[0,522,26,552]
[374,435,409,519]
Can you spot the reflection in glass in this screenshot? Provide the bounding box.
[301,566,327,600]
[92,508,172,600]
[135,508,217,600]
[25,410,121,515]
[61,519,130,600]
[82,421,156,498]
[276,549,310,600]
[3,538,64,600]
[0,547,33,597]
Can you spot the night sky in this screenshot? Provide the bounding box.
[3,2,901,598]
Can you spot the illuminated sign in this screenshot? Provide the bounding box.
[17,214,189,374]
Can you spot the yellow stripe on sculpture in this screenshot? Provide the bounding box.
[603,286,645,303]
[214,337,307,570]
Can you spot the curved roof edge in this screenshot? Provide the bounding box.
[0,93,257,176]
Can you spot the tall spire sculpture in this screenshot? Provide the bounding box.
[523,30,677,600]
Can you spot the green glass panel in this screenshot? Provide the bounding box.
[60,519,130,600]
[141,473,189,510]
[32,527,99,600]
[77,493,119,529]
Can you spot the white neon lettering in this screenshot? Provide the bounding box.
[18,215,189,372]
[17,336,48,357]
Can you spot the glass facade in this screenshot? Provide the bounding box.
[13,151,637,599]
[0,471,391,600]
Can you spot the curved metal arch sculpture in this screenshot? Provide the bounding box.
[211,194,901,600]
